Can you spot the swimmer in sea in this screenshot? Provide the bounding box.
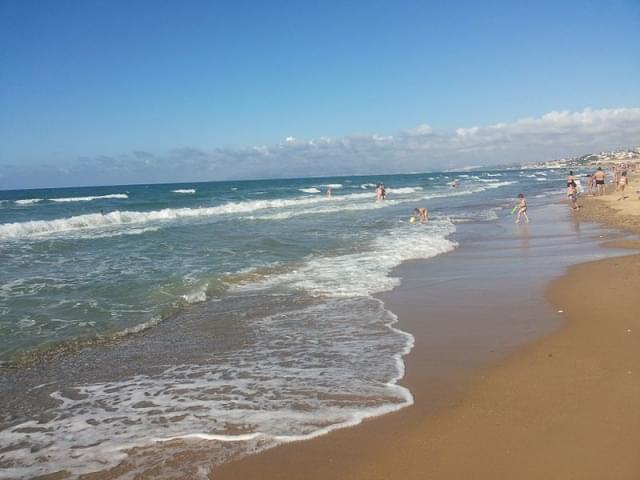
[451,179,458,188]
[414,207,428,224]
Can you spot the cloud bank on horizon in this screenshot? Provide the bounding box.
[3,107,640,189]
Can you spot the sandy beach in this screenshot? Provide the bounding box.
[215,189,640,479]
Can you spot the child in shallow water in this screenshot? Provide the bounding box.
[413,207,428,223]
[515,193,529,224]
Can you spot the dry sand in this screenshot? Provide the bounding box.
[215,188,640,479]
[576,176,640,232]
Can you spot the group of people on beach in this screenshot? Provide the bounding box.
[576,164,636,203]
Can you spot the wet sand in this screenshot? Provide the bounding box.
[215,200,640,480]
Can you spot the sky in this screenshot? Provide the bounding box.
[1,0,639,189]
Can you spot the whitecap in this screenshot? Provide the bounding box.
[50,194,129,202]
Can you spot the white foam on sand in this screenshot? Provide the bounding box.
[0,297,416,479]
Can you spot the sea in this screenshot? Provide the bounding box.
[0,169,570,478]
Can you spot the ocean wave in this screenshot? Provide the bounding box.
[172,189,196,194]
[15,198,43,205]
[0,193,386,240]
[360,183,377,189]
[180,284,209,304]
[387,186,423,194]
[321,183,343,189]
[50,193,129,202]
[234,218,457,297]
[0,181,515,241]
[298,188,321,194]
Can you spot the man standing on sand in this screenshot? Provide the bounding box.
[594,167,606,195]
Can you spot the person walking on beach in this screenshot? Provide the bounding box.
[566,171,577,190]
[515,193,529,224]
[614,165,622,192]
[567,184,579,210]
[594,167,606,195]
[586,174,594,195]
[414,207,428,224]
[618,171,628,200]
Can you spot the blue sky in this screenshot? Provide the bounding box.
[1,0,639,188]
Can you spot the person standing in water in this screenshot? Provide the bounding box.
[326,187,332,199]
[451,179,458,188]
[515,193,529,224]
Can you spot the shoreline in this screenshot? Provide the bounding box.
[214,195,640,478]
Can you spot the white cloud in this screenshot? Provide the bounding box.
[2,107,639,188]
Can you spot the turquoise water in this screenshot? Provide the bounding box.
[0,169,568,478]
